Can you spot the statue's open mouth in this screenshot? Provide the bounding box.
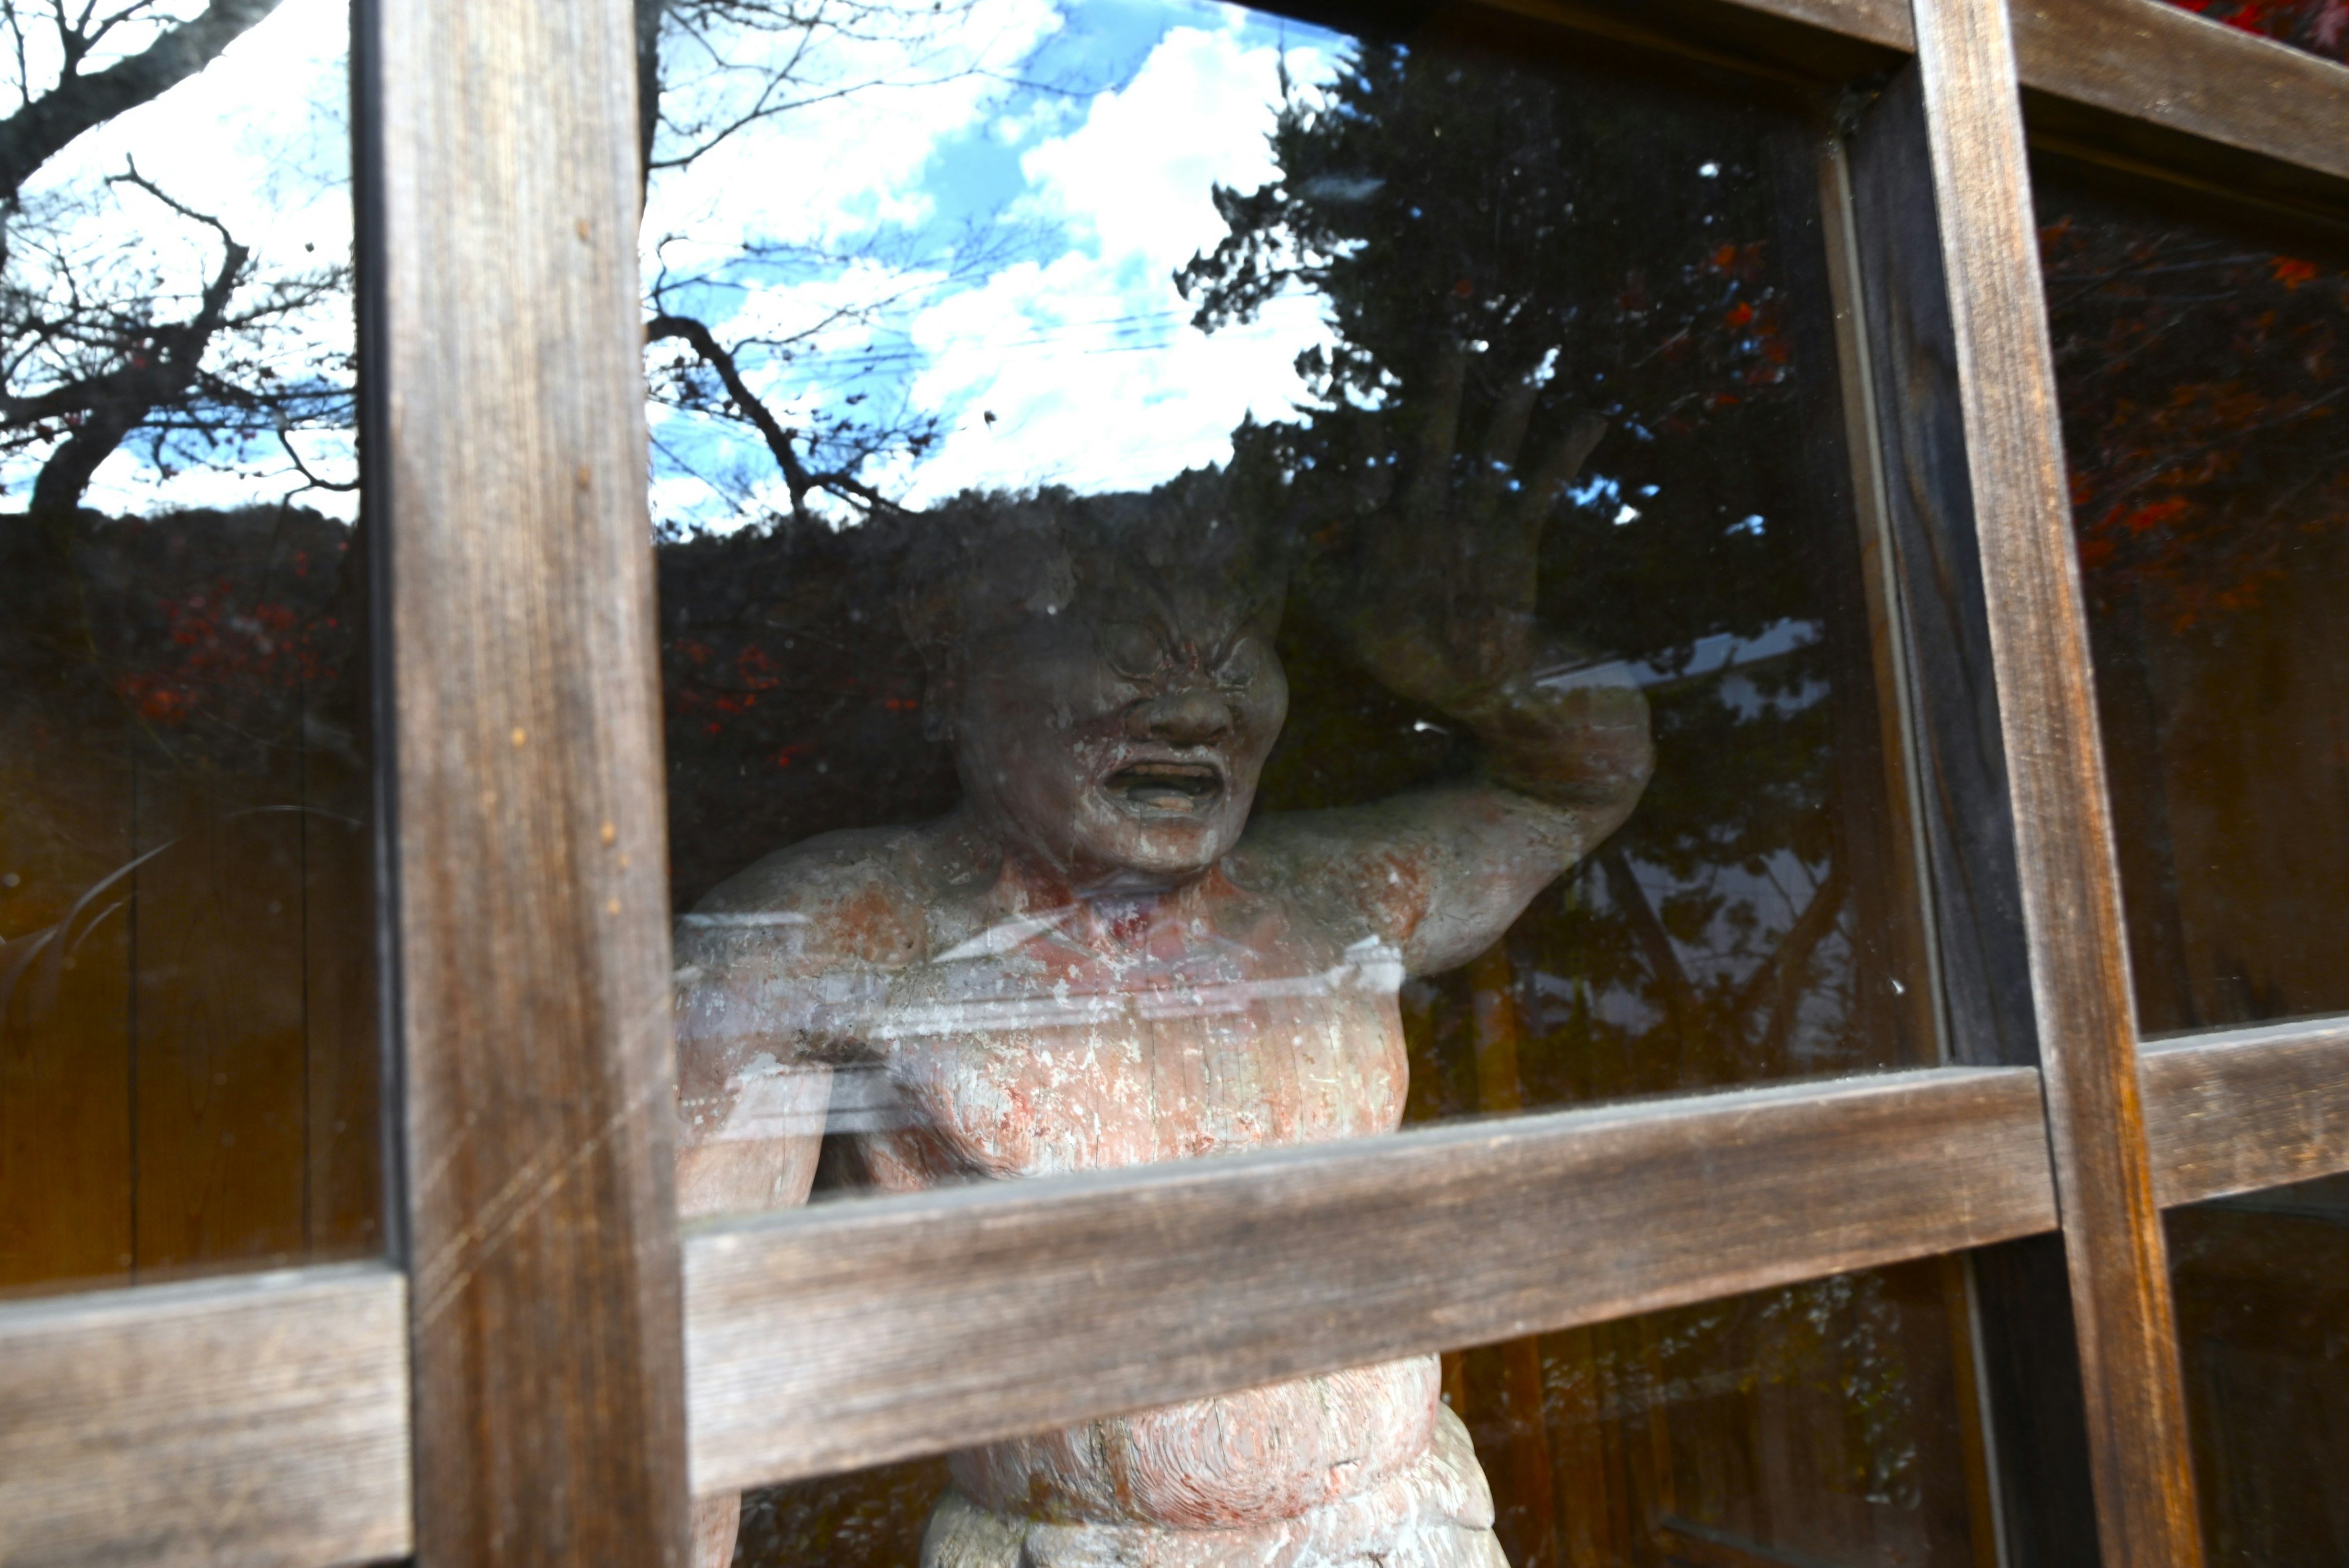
[1104,760,1225,816]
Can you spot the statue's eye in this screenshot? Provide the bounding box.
[1100,621,1165,682]
[1217,634,1271,690]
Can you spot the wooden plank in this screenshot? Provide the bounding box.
[1799,123,1943,1072]
[1723,0,1904,47]
[0,1263,410,1568]
[10,1020,2338,1565]
[0,715,135,1290]
[1678,0,2349,213]
[130,754,310,1276]
[683,1066,2056,1493]
[1844,65,2039,1078]
[1844,62,2108,1568]
[1475,0,1908,83]
[2012,0,2349,190]
[1904,2,2203,1563]
[366,0,691,1559]
[2143,1020,2349,1210]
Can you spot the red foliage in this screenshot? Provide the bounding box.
[2167,0,2349,61]
[2043,209,2349,634]
[112,586,327,724]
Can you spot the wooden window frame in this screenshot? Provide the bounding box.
[4,0,2348,1564]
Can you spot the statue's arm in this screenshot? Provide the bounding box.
[673,952,835,1219]
[671,830,916,1219]
[672,833,919,1567]
[1263,355,1652,974]
[1238,663,1650,975]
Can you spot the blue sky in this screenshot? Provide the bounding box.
[2,0,354,518]
[639,0,1354,530]
[7,0,1351,527]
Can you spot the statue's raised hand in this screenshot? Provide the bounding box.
[1295,341,1608,712]
[1292,342,1647,812]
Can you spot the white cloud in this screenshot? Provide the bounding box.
[885,22,1336,503]
[640,0,1065,277]
[641,1,1346,530]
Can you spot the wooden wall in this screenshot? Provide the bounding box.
[0,508,380,1295]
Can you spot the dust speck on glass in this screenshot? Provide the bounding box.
[0,0,375,1299]
[645,0,1961,1561]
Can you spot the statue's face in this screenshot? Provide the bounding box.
[951,589,1287,888]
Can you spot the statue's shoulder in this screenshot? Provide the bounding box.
[680,822,941,971]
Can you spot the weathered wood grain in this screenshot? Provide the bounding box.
[683,1066,2055,1493]
[1844,69,2106,1568]
[9,1022,2342,1562]
[1787,121,1943,1073]
[1680,0,2349,203]
[366,0,690,1559]
[0,1264,410,1568]
[1844,65,2040,1079]
[2144,1020,2349,1210]
[1905,0,2203,1562]
[1728,0,1904,47]
[2012,0,2349,189]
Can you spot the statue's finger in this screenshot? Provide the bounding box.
[1404,340,1469,522]
[1508,413,1609,539]
[1481,362,1545,473]
[1465,362,1548,525]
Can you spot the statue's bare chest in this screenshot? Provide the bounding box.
[855,897,1409,1184]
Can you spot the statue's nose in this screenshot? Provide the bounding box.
[1132,686,1230,745]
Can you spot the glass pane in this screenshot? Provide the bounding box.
[657,0,1933,1208]
[0,0,376,1295]
[2169,1176,2349,1566]
[2155,1,2348,66]
[713,1261,1991,1566]
[2038,160,2349,1035]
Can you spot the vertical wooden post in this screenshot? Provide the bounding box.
[362,0,689,1559]
[1903,0,2200,1562]
[1846,61,2101,1567]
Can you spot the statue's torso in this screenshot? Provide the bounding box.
[841,868,1436,1528]
[852,875,1409,1186]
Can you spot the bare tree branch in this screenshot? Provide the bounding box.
[0,0,283,201]
[1597,847,1698,1025]
[646,308,903,522]
[275,420,355,492]
[26,160,245,533]
[1732,861,1847,1057]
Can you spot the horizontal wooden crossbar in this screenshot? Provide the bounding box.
[1704,0,2349,189]
[9,1017,2349,1561]
[683,1066,2056,1490]
[2144,1017,2349,1208]
[0,1263,411,1568]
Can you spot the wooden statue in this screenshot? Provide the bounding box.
[675,422,1649,1566]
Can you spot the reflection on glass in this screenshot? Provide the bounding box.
[650,0,1927,1558]
[2169,1176,2349,1566]
[721,1263,1990,1567]
[0,0,373,1293]
[2155,0,2348,65]
[2039,164,2349,1035]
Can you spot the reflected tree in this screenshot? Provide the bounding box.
[1,1,352,563]
[1176,37,1898,1094]
[633,0,1019,523]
